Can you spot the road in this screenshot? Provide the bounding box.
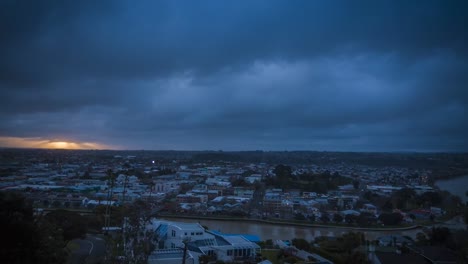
[437,215,467,230]
[68,234,106,264]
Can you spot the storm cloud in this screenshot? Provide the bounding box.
[0,0,467,151]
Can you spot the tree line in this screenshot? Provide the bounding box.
[0,191,88,263]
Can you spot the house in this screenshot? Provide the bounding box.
[153,220,207,250]
[82,198,117,207]
[263,191,282,213]
[154,181,180,194]
[244,174,262,184]
[377,235,414,247]
[340,209,360,216]
[205,177,231,188]
[150,219,260,263]
[430,207,443,216]
[409,209,432,220]
[148,249,195,264]
[302,191,317,199]
[176,193,208,204]
[233,187,255,198]
[412,185,434,195]
[367,185,402,194]
[361,203,377,214]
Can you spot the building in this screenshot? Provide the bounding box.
[148,249,195,264]
[361,203,377,214]
[176,193,208,204]
[150,219,260,263]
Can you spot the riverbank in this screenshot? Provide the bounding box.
[435,174,468,203]
[158,213,422,231]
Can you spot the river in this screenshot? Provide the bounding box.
[435,174,468,203]
[162,217,423,241]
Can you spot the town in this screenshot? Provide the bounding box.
[1,149,467,263]
[2,0,468,263]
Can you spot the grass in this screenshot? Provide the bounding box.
[261,249,282,264]
[66,241,80,251]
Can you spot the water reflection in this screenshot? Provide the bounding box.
[167,218,422,241]
[435,174,468,203]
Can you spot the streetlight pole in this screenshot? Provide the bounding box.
[182,237,191,264]
[105,169,115,234]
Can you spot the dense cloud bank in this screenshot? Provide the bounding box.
[0,0,467,151]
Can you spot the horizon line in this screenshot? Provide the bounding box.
[0,146,466,154]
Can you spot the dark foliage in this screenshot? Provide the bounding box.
[0,191,67,264]
[45,209,87,242]
[378,212,403,226]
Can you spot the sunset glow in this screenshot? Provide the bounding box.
[0,137,113,150]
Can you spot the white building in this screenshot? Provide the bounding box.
[148,249,195,264]
[245,174,262,184]
[150,219,260,264]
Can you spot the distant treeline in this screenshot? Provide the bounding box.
[1,148,467,174]
[191,151,468,169]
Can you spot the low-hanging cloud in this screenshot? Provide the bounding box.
[0,0,467,151]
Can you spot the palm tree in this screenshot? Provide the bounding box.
[104,169,115,233]
[147,181,155,203]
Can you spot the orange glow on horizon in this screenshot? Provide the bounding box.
[50,141,70,149]
[0,137,115,150]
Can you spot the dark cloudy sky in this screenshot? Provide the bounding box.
[1,0,467,151]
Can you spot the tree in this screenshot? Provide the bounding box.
[292,238,311,251]
[392,188,417,210]
[378,212,403,226]
[273,164,292,188]
[0,192,67,263]
[309,214,316,222]
[0,192,38,263]
[320,213,329,223]
[451,229,468,262]
[363,191,373,201]
[345,251,370,264]
[341,232,364,253]
[199,255,211,264]
[357,212,374,226]
[417,191,442,207]
[45,210,87,242]
[82,170,91,179]
[294,212,306,221]
[283,256,298,263]
[464,208,468,225]
[382,199,393,211]
[345,214,357,224]
[122,199,156,262]
[416,232,429,245]
[429,227,452,246]
[333,213,343,223]
[352,180,360,190]
[34,217,68,263]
